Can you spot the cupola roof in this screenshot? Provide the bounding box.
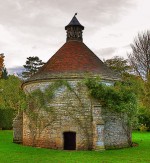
[65,13,84,30]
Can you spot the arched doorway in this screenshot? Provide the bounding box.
[63,132,76,150]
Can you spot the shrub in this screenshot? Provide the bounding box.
[139,124,148,132]
[0,108,15,130]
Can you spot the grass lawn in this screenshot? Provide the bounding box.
[0,131,150,163]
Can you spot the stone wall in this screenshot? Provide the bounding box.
[22,79,131,150]
[23,80,94,150]
[13,112,23,144]
[102,109,130,149]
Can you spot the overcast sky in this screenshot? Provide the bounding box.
[0,0,150,70]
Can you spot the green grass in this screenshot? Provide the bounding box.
[0,131,150,163]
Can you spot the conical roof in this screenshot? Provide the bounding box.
[24,15,119,84]
[27,41,119,82]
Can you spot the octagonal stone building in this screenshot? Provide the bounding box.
[13,15,131,150]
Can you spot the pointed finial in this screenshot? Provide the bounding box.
[74,13,77,16]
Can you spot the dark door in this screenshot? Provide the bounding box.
[63,132,76,150]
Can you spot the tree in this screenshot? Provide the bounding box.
[0,53,5,78]
[0,53,8,79]
[0,75,26,112]
[127,30,150,128]
[128,30,150,80]
[139,75,150,130]
[103,56,132,76]
[143,75,150,109]
[22,56,45,79]
[1,68,8,79]
[0,75,26,129]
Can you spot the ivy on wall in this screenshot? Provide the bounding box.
[24,78,138,147]
[84,77,138,146]
[84,77,137,116]
[25,80,93,148]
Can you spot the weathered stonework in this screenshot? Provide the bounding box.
[102,109,130,149]
[13,112,23,144]
[20,79,130,150]
[23,80,94,150]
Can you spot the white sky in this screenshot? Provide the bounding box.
[0,0,150,69]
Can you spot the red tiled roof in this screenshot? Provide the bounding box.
[27,40,118,82]
[41,41,105,73]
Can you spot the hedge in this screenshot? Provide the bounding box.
[0,108,15,130]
